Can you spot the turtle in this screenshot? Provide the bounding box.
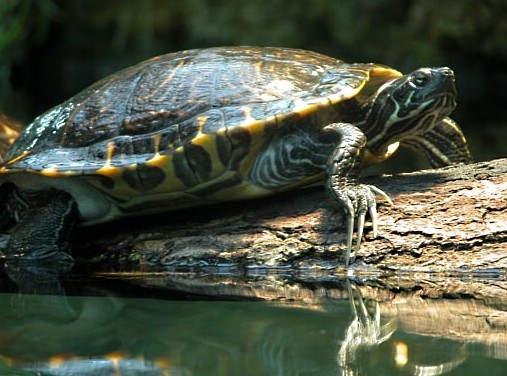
[0,47,472,267]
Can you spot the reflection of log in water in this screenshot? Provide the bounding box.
[95,270,507,365]
[0,272,506,375]
[76,158,507,272]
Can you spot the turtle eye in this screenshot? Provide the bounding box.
[412,71,430,87]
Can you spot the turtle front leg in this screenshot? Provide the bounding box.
[4,189,78,262]
[324,123,391,267]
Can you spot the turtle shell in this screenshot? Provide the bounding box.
[0,47,402,223]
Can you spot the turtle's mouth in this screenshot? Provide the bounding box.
[429,68,457,111]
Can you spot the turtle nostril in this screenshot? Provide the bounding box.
[442,67,454,77]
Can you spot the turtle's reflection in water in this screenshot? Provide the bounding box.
[0,265,504,376]
[337,279,397,374]
[336,279,471,376]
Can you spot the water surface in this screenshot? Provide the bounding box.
[0,266,506,376]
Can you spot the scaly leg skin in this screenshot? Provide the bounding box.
[324,123,392,268]
[4,189,77,263]
[2,189,77,295]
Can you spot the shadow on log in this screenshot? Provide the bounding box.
[77,158,507,273]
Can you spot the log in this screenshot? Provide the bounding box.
[76,158,507,273]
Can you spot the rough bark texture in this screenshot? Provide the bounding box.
[76,158,507,273]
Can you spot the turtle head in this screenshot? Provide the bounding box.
[364,67,457,156]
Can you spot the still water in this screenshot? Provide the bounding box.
[0,266,506,376]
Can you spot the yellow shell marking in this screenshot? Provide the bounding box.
[146,154,184,193]
[196,115,208,135]
[192,113,228,177]
[292,98,318,117]
[4,151,29,166]
[236,108,270,177]
[240,106,257,127]
[146,134,170,168]
[145,153,170,168]
[40,166,60,177]
[97,141,121,176]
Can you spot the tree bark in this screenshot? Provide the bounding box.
[76,158,507,273]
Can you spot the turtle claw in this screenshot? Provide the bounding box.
[345,213,354,266]
[368,202,379,239]
[336,184,392,268]
[368,185,393,206]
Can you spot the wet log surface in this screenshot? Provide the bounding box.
[76,158,507,274]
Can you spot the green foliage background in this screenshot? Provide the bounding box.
[1,0,506,165]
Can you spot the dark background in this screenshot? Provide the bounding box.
[1,0,506,169]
